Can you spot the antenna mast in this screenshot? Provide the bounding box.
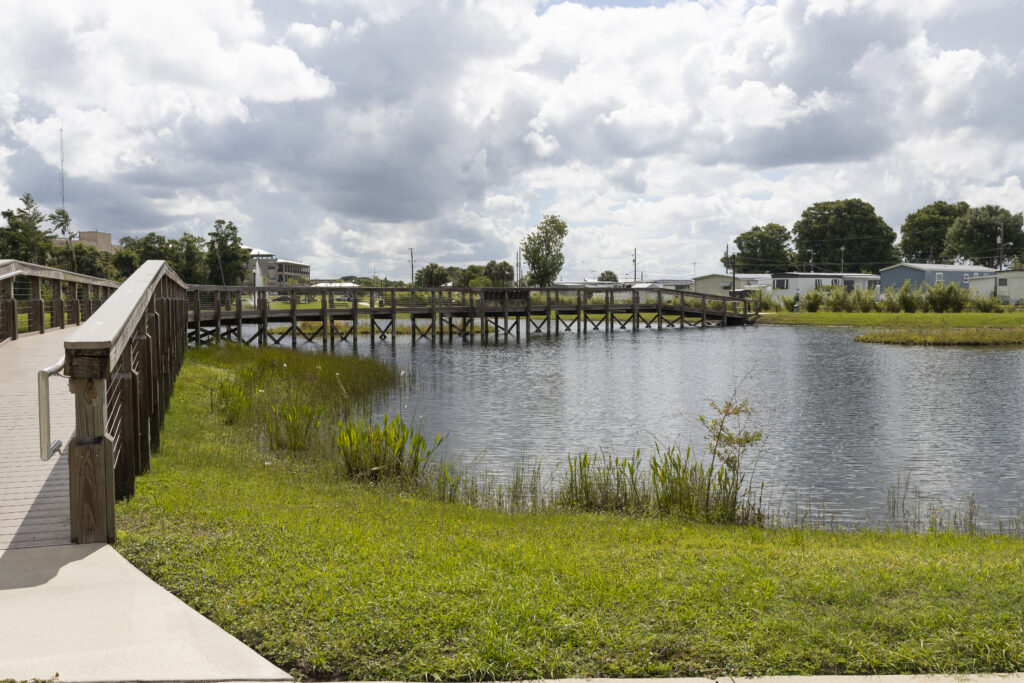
[59,121,65,211]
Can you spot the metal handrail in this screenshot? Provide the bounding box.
[38,355,67,461]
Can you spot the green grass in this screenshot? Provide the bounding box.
[116,346,1024,680]
[758,310,1024,328]
[856,328,1024,346]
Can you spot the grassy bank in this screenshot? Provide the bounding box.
[116,345,1024,680]
[758,310,1024,328]
[856,328,1024,346]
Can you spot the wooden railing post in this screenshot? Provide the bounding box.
[1,277,14,342]
[54,280,65,329]
[29,276,43,333]
[68,373,114,544]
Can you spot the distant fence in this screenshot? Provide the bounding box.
[0,259,119,344]
[63,260,188,544]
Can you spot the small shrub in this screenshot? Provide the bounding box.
[334,415,444,481]
[851,287,877,312]
[973,292,1003,312]
[824,286,853,312]
[897,281,923,313]
[779,295,798,312]
[803,288,823,313]
[880,286,902,313]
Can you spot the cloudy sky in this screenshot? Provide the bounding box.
[2,0,1023,281]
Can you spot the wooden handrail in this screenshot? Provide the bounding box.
[0,259,119,344]
[64,259,188,544]
[65,260,185,377]
[0,259,120,288]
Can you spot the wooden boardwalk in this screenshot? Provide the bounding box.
[0,328,77,550]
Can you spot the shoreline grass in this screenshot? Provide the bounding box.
[856,327,1024,346]
[116,345,1024,680]
[757,310,1024,329]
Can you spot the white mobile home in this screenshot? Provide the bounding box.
[968,271,1024,303]
[770,272,880,301]
[689,273,771,296]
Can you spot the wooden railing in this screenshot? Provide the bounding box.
[63,260,188,544]
[0,259,119,344]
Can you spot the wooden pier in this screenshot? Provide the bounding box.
[186,285,758,349]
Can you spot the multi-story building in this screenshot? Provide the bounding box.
[244,246,310,286]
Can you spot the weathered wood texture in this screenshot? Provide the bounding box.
[0,326,78,550]
[0,260,118,345]
[64,261,188,544]
[186,285,759,347]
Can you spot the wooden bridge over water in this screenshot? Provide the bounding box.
[187,284,758,349]
[0,259,756,550]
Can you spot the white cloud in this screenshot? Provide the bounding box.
[2,0,1024,280]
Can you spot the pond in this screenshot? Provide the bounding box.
[324,324,1024,528]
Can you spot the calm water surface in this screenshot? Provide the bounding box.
[326,325,1024,526]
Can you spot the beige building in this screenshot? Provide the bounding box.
[968,271,1024,303]
[52,230,118,254]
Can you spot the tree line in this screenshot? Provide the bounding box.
[723,198,1024,274]
[0,193,251,284]
[412,215,573,288]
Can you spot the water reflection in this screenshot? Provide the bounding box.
[313,325,1024,526]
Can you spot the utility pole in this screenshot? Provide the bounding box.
[997,223,1005,271]
[728,244,736,293]
[840,246,845,278]
[633,247,637,282]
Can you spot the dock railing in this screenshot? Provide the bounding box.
[63,260,187,544]
[0,259,119,344]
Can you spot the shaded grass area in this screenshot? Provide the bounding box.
[758,311,1024,329]
[117,347,1024,680]
[856,328,1024,346]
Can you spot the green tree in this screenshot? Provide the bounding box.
[206,219,250,285]
[454,264,486,287]
[53,243,117,280]
[597,270,618,282]
[0,194,56,264]
[415,262,449,287]
[899,201,969,262]
[792,199,897,273]
[943,204,1024,268]
[169,233,207,283]
[484,259,514,286]
[521,215,569,286]
[113,247,141,279]
[120,233,172,262]
[725,223,793,273]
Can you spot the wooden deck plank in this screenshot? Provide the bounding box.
[0,327,78,550]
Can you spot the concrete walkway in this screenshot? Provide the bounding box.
[0,543,291,682]
[0,330,291,682]
[0,328,76,550]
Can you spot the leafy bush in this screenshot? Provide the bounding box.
[880,286,902,313]
[779,294,798,312]
[897,281,923,313]
[924,282,969,313]
[972,292,1003,313]
[851,287,878,312]
[802,288,824,312]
